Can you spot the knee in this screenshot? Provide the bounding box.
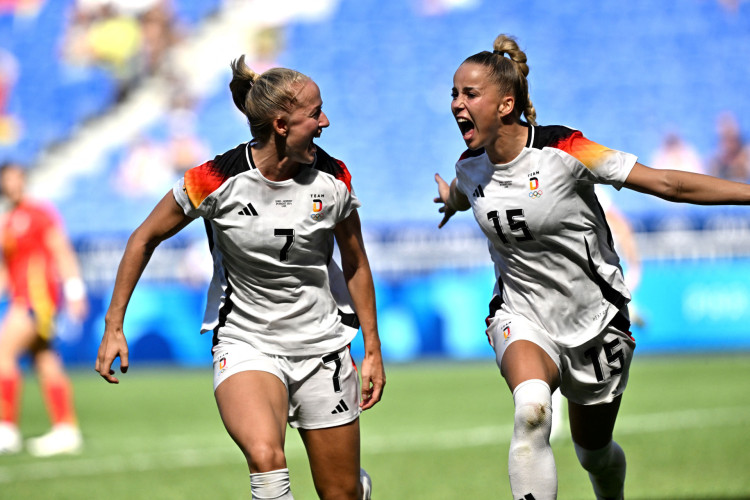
[574,440,624,474]
[312,467,363,500]
[514,400,552,430]
[512,380,552,434]
[315,482,360,500]
[243,441,287,472]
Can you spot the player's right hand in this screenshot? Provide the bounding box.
[95,326,129,384]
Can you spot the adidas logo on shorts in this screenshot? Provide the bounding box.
[331,399,349,414]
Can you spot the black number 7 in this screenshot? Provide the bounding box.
[322,353,342,393]
[584,339,624,382]
[274,229,295,261]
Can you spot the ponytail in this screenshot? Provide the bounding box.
[465,34,537,125]
[228,56,310,143]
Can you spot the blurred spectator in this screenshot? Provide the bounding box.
[165,91,208,177]
[650,131,705,174]
[249,26,284,74]
[139,0,183,77]
[709,112,750,182]
[0,48,20,146]
[0,0,45,18]
[61,2,143,101]
[61,0,183,102]
[113,134,173,198]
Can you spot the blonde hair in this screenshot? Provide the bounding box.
[229,55,311,143]
[463,34,537,126]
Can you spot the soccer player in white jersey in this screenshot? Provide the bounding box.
[96,56,385,500]
[434,34,750,500]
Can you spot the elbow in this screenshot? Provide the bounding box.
[128,227,162,255]
[657,171,686,202]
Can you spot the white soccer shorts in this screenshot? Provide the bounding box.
[487,311,635,405]
[212,338,361,429]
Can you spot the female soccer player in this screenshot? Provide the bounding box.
[96,56,385,500]
[0,162,88,456]
[434,34,750,500]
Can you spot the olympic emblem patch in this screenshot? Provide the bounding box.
[310,198,325,222]
[503,326,511,341]
[528,176,543,199]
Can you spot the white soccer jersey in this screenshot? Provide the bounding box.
[455,125,638,347]
[173,142,361,356]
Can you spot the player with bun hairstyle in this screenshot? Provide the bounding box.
[434,34,750,499]
[97,56,384,499]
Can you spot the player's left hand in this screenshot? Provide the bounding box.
[360,348,385,410]
[434,173,457,228]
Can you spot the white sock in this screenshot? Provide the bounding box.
[508,379,557,500]
[360,467,372,500]
[574,440,626,500]
[250,468,294,499]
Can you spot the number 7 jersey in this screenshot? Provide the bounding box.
[173,142,361,356]
[455,125,638,347]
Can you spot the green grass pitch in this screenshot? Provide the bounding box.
[1,354,749,499]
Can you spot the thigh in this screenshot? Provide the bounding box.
[569,395,622,450]
[0,303,38,368]
[214,370,289,472]
[488,313,560,392]
[299,418,361,499]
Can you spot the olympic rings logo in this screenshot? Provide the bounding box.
[528,190,543,199]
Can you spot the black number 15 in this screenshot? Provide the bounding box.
[487,209,534,243]
[584,339,624,382]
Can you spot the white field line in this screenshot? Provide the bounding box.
[0,406,747,484]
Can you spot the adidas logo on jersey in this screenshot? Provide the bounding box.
[473,185,485,197]
[331,399,349,415]
[238,202,258,216]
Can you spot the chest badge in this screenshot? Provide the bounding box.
[528,176,543,199]
[310,198,324,222]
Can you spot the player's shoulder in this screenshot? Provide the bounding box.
[457,147,486,164]
[22,199,62,225]
[309,145,353,192]
[528,124,583,150]
[183,143,250,206]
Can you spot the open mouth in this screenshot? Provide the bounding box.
[456,117,475,140]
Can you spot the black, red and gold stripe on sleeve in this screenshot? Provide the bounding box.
[532,125,614,170]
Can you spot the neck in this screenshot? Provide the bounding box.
[251,141,301,181]
[486,121,529,165]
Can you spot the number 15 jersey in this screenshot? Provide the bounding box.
[173,143,361,356]
[455,125,637,348]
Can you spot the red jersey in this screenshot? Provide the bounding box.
[1,200,63,312]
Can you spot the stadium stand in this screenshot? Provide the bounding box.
[3,0,750,364]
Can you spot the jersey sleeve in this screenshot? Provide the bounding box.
[454,162,470,198]
[552,131,637,189]
[332,162,362,223]
[172,160,227,219]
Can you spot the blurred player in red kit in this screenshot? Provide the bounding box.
[0,161,88,456]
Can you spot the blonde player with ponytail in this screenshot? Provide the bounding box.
[98,56,384,499]
[435,34,750,499]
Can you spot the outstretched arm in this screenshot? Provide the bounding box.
[624,162,750,204]
[96,191,193,383]
[333,210,385,410]
[434,173,471,228]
